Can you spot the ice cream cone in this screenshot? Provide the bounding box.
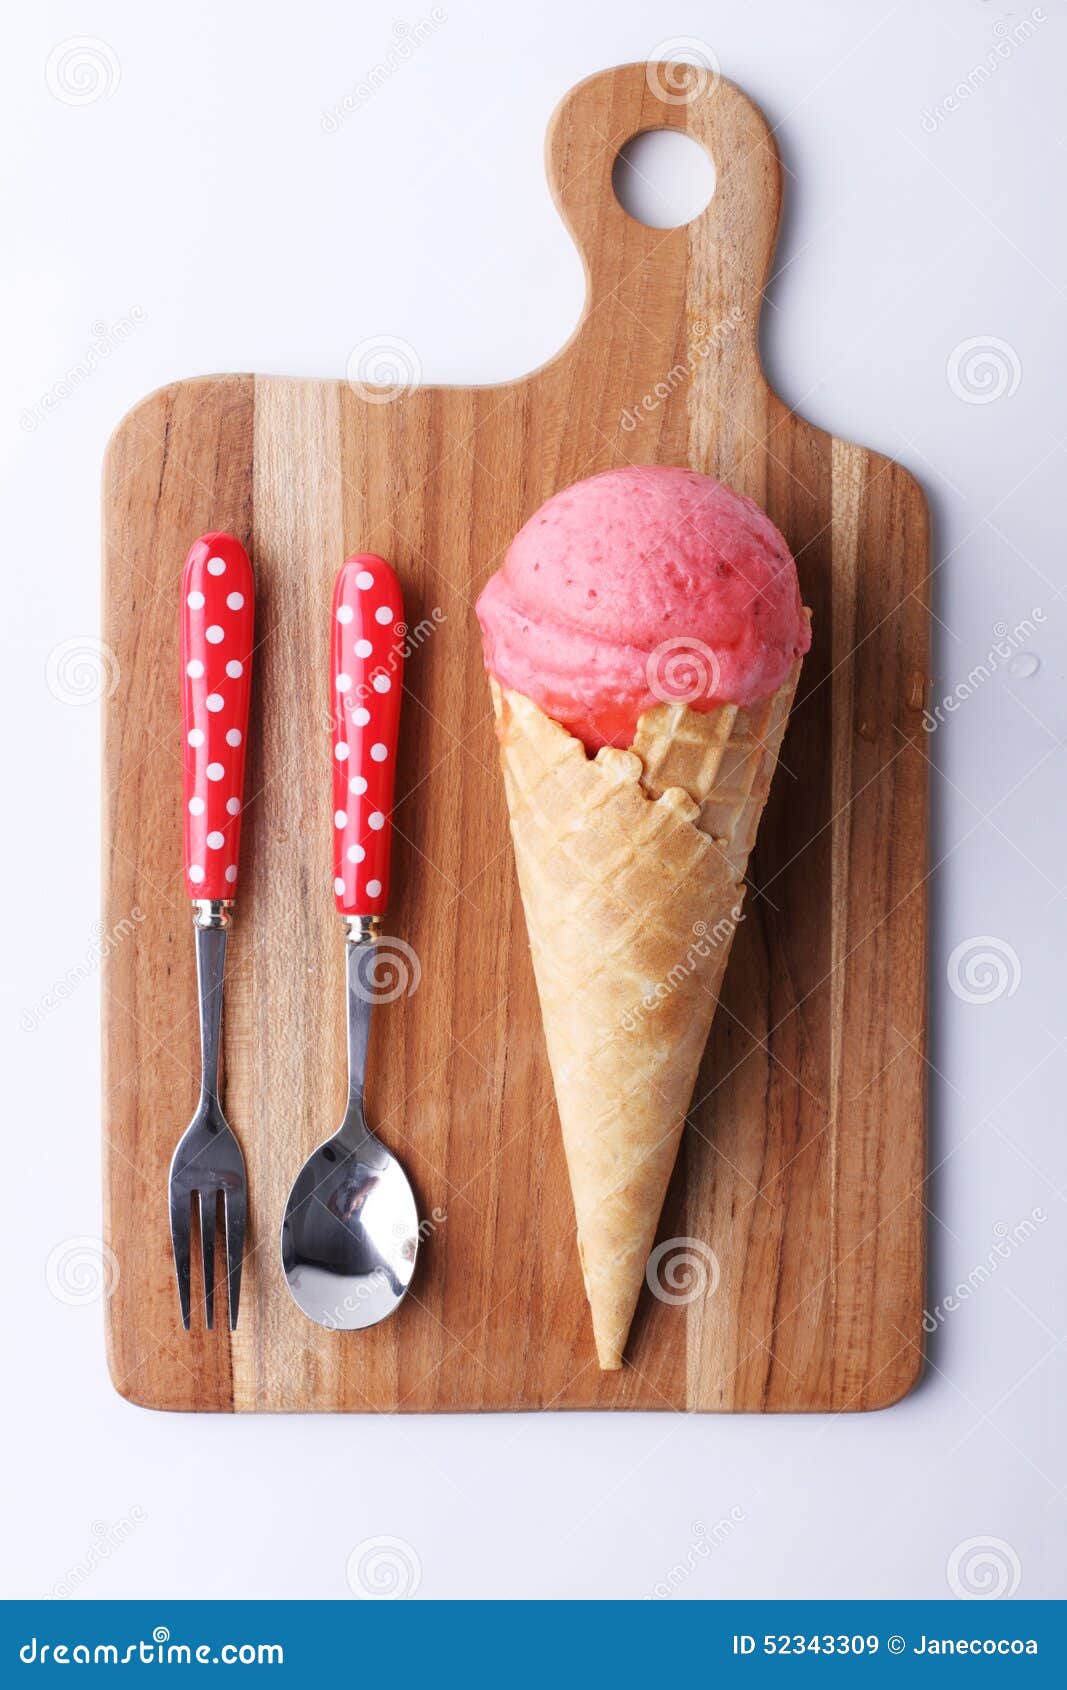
[490,661,801,1368]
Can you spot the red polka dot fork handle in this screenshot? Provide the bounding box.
[331,554,405,923]
[180,532,254,909]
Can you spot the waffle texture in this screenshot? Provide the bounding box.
[490,660,802,1368]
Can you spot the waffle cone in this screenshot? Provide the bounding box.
[490,662,801,1368]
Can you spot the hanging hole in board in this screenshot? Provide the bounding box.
[612,130,716,229]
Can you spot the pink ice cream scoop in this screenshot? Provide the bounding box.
[476,465,812,750]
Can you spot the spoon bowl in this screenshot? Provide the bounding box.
[281,1122,418,1330]
[281,926,419,1329]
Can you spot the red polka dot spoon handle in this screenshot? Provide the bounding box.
[180,533,255,901]
[170,531,252,1334]
[331,554,405,917]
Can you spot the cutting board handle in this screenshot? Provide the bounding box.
[546,63,781,350]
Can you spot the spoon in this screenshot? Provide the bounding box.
[281,554,419,1330]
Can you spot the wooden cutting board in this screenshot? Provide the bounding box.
[102,63,929,1413]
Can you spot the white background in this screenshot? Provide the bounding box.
[3,0,1065,1602]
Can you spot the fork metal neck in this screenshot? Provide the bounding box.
[343,913,381,945]
[193,920,228,1108]
[193,898,233,930]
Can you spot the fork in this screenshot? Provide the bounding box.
[169,532,254,1330]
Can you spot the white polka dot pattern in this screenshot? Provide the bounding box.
[181,532,254,900]
[331,552,404,915]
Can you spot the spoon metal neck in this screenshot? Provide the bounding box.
[343,933,379,1132]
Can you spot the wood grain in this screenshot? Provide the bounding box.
[102,64,929,1413]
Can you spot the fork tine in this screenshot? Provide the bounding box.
[198,1189,217,1330]
[223,1185,246,1330]
[169,1189,192,1331]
